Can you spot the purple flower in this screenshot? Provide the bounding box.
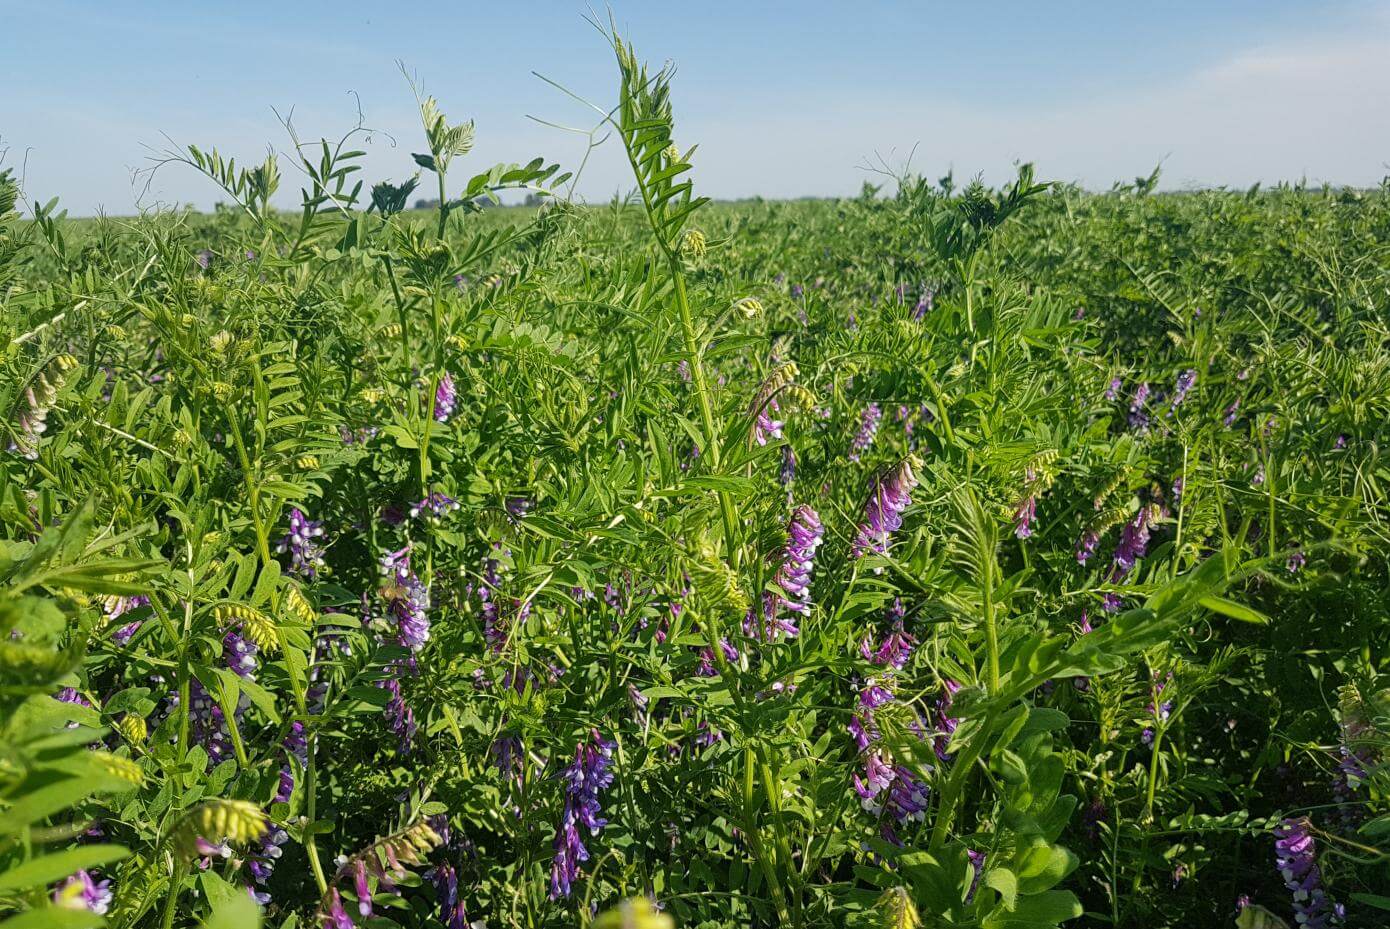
[1075,528,1101,565]
[505,495,531,521]
[966,850,987,902]
[1013,482,1037,540]
[1224,399,1240,428]
[1167,369,1197,415]
[325,887,355,929]
[853,752,930,844]
[853,458,919,560]
[378,547,430,651]
[912,287,935,320]
[381,676,417,751]
[933,680,961,761]
[550,732,616,899]
[859,624,916,671]
[223,627,258,679]
[1287,549,1307,574]
[1105,376,1121,402]
[53,870,112,914]
[1334,434,1347,450]
[1128,383,1151,432]
[275,722,308,804]
[754,506,823,639]
[433,372,457,423]
[1273,817,1341,928]
[194,249,213,271]
[1109,504,1158,587]
[850,403,883,461]
[246,827,288,902]
[779,445,796,487]
[431,863,470,929]
[409,492,459,521]
[754,397,784,446]
[277,508,326,579]
[105,593,150,645]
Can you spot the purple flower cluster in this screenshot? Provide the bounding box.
[848,672,931,844]
[433,372,457,423]
[409,492,459,521]
[430,863,471,929]
[1013,467,1038,540]
[550,732,616,899]
[1105,504,1159,611]
[1167,368,1197,416]
[1141,672,1173,746]
[753,505,823,639]
[247,826,289,904]
[223,627,258,679]
[1105,376,1121,402]
[853,458,919,561]
[1075,528,1100,565]
[1273,817,1342,928]
[105,593,150,644]
[379,546,430,651]
[850,403,883,461]
[381,676,418,751]
[185,679,241,768]
[478,545,528,653]
[275,721,308,804]
[779,445,797,488]
[277,508,326,579]
[1128,383,1151,432]
[912,287,935,320]
[859,623,916,671]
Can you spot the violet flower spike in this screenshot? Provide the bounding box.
[849,403,882,461]
[1273,817,1341,928]
[853,457,919,561]
[550,732,616,899]
[433,372,457,423]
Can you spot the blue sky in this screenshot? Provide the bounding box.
[2,1,1389,215]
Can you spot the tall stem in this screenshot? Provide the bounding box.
[670,266,740,555]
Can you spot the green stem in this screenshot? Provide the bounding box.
[1144,727,1164,823]
[669,259,740,557]
[303,731,329,894]
[981,550,1000,695]
[161,862,186,929]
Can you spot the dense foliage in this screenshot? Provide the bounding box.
[3,29,1389,929]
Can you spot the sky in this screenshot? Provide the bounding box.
[2,1,1389,216]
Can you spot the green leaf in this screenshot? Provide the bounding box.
[984,867,1018,910]
[0,908,105,929]
[1199,596,1270,624]
[201,882,262,929]
[0,845,129,892]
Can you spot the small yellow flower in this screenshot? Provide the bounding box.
[733,297,763,319]
[117,714,147,745]
[215,604,280,652]
[210,330,233,353]
[681,229,707,258]
[284,585,317,626]
[94,751,144,786]
[594,898,674,929]
[174,800,266,857]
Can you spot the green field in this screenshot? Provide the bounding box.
[3,34,1389,929]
